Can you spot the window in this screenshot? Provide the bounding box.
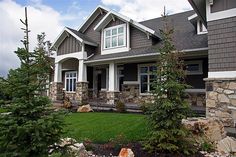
[104,24,126,49]
[185,60,203,75]
[139,65,157,94]
[65,71,77,92]
[197,20,207,34]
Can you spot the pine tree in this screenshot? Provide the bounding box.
[144,12,195,155]
[0,7,64,157]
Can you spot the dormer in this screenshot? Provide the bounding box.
[188,13,207,35]
[94,10,159,55]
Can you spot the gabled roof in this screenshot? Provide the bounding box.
[94,10,160,38]
[77,5,109,33]
[140,10,208,50]
[86,10,208,63]
[51,27,97,50]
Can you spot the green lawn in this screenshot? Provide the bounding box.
[64,112,148,143]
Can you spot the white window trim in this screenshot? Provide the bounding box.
[103,24,126,50]
[206,0,236,22]
[138,64,156,95]
[197,20,207,35]
[185,60,203,75]
[65,71,77,93]
[101,23,129,55]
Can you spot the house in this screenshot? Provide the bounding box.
[50,0,236,127]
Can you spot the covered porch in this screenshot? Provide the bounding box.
[85,50,208,113]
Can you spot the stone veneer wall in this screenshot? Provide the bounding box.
[205,78,236,127]
[106,91,119,104]
[186,92,206,107]
[76,82,88,104]
[121,84,205,106]
[50,82,63,101]
[65,92,76,101]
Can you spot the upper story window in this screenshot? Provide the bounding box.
[197,20,207,34]
[104,24,126,49]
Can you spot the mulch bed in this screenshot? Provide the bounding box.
[84,142,204,157]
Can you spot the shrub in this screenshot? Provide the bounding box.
[116,101,126,113]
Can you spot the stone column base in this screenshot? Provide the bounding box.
[205,78,236,127]
[76,82,88,104]
[50,82,63,101]
[106,91,120,105]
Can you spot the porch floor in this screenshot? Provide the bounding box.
[53,100,205,116]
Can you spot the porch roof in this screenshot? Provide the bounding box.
[85,46,159,63]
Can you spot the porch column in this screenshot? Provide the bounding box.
[76,59,88,104]
[51,62,63,101]
[54,62,62,82]
[108,62,117,91]
[78,59,87,82]
[107,62,119,104]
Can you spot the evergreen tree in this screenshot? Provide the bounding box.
[144,13,194,155]
[0,7,64,157]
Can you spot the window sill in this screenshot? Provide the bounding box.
[139,93,153,96]
[65,91,76,94]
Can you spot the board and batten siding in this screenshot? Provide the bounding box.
[105,18,125,28]
[211,0,236,13]
[208,16,236,72]
[130,26,152,49]
[57,35,81,56]
[83,13,107,53]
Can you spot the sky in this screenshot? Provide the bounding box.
[0,0,192,77]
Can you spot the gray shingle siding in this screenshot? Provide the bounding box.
[208,16,236,72]
[57,35,81,56]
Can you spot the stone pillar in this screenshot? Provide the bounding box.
[76,82,88,104]
[107,62,119,104]
[205,78,236,127]
[51,62,63,101]
[107,91,119,105]
[50,82,63,101]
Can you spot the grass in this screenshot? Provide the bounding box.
[64,112,148,144]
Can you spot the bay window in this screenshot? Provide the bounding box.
[104,24,126,49]
[65,71,77,92]
[139,65,157,94]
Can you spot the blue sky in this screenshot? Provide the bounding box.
[0,0,192,77]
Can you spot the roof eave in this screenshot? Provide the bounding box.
[77,5,110,32]
[94,10,159,38]
[188,0,207,27]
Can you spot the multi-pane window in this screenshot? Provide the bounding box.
[139,65,157,94]
[65,71,77,92]
[104,24,125,49]
[185,60,203,75]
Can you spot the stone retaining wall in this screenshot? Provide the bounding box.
[205,78,236,127]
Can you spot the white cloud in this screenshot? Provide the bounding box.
[101,0,192,21]
[0,0,84,77]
